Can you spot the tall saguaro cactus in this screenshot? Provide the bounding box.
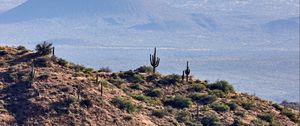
[150,47,160,73]
[185,61,190,82]
[52,47,55,57]
[182,71,185,82]
[30,63,35,82]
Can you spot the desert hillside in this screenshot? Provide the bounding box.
[0,45,299,126]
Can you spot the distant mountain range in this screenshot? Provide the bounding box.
[0,0,298,48]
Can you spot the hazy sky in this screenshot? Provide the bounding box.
[0,0,26,12]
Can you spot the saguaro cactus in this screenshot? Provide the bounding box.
[150,47,160,73]
[182,71,185,82]
[30,63,35,82]
[52,47,55,57]
[185,61,190,82]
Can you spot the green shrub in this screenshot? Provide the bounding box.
[241,102,255,110]
[57,58,68,67]
[164,95,192,109]
[210,89,225,98]
[35,41,53,56]
[281,108,298,123]
[34,57,51,67]
[83,68,94,75]
[188,93,204,101]
[152,110,168,118]
[80,99,93,108]
[111,97,137,113]
[272,103,283,111]
[146,73,161,82]
[158,74,181,85]
[257,113,274,122]
[119,70,145,83]
[129,84,141,90]
[176,111,190,123]
[146,88,163,97]
[188,84,206,92]
[72,64,85,72]
[17,45,26,50]
[251,119,268,126]
[186,122,203,126]
[201,113,220,126]
[227,101,238,110]
[98,67,112,73]
[0,50,7,56]
[196,94,217,105]
[211,103,229,112]
[234,110,246,117]
[207,80,234,93]
[135,65,152,73]
[131,94,146,101]
[108,78,125,88]
[231,118,244,126]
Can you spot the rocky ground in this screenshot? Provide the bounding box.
[0,45,299,126]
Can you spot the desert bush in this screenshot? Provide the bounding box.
[281,108,298,123]
[158,74,181,86]
[188,93,204,101]
[16,45,26,50]
[34,57,51,67]
[211,103,229,112]
[207,80,234,93]
[37,74,49,80]
[111,97,137,113]
[186,122,203,126]
[251,119,268,126]
[146,88,163,97]
[231,118,244,126]
[35,41,53,56]
[98,67,111,73]
[80,99,93,108]
[241,102,255,110]
[152,109,168,118]
[119,70,145,83]
[196,94,217,105]
[132,94,147,101]
[0,50,8,56]
[201,113,221,126]
[135,65,152,73]
[188,84,206,92]
[257,113,274,122]
[176,111,190,123]
[123,115,133,121]
[164,95,192,109]
[146,73,161,82]
[227,101,238,110]
[72,64,85,72]
[272,103,284,111]
[210,89,225,98]
[83,68,93,75]
[108,78,125,88]
[234,110,246,117]
[129,83,141,90]
[57,58,68,67]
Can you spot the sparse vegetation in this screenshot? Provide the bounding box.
[158,74,181,85]
[146,88,163,97]
[188,84,206,92]
[210,103,229,112]
[241,102,256,110]
[164,95,192,109]
[0,45,299,126]
[135,65,152,73]
[35,41,53,56]
[207,80,234,93]
[111,97,137,113]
